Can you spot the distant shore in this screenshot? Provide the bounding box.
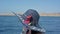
[0,13,60,16]
[40,13,60,16]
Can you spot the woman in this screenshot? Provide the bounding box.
[12,9,45,34]
[22,9,45,34]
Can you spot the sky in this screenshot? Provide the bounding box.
[0,0,60,13]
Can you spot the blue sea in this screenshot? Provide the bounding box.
[0,16,60,34]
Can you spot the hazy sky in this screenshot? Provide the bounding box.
[0,0,60,13]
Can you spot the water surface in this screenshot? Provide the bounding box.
[0,16,60,34]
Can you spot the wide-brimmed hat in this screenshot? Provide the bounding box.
[22,9,40,26]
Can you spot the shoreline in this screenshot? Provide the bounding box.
[0,13,60,16]
[0,15,60,16]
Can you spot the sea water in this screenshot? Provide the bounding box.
[0,16,60,34]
